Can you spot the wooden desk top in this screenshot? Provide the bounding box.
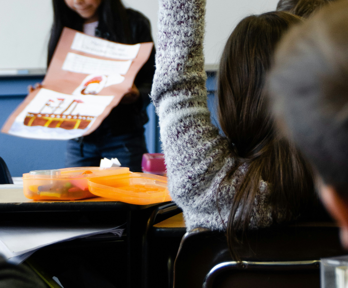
[0,187,158,212]
[154,212,186,228]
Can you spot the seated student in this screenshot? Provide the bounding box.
[268,1,348,248]
[0,255,46,288]
[277,0,337,18]
[150,0,319,258]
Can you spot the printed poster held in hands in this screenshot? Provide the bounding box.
[1,28,153,140]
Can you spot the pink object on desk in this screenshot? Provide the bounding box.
[141,153,166,176]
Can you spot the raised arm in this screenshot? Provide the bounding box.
[151,0,207,106]
[150,0,239,230]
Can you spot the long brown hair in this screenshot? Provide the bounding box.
[217,12,315,260]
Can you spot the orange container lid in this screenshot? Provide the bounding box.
[24,167,130,180]
[88,173,171,205]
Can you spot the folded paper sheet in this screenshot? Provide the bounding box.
[2,28,153,140]
[0,224,124,264]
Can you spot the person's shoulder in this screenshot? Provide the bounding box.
[125,8,151,26]
[125,8,153,42]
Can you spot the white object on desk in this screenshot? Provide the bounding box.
[0,184,23,189]
[12,177,23,186]
[0,177,23,189]
[100,157,121,168]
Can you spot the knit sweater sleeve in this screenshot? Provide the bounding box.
[151,0,273,231]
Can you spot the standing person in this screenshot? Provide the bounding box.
[150,0,319,259]
[47,0,155,171]
[268,1,348,248]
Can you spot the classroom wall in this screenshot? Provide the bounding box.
[1,0,280,71]
[124,0,280,68]
[0,0,52,71]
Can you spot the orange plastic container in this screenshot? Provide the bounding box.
[23,167,129,200]
[88,173,171,205]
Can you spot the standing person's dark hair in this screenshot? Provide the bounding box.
[217,11,315,260]
[268,0,348,248]
[276,0,300,11]
[48,0,131,66]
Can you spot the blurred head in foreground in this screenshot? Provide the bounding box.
[276,0,300,11]
[268,1,348,247]
[276,0,338,18]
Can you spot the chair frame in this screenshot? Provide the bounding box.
[141,202,183,288]
[174,225,345,288]
[203,260,320,288]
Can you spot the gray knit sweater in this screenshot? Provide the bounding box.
[150,0,273,231]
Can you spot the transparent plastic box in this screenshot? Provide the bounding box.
[23,167,129,200]
[321,255,348,288]
[88,172,171,205]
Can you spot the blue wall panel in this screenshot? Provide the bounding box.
[0,96,67,176]
[0,76,44,97]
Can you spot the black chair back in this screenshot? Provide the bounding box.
[204,260,320,288]
[174,224,345,288]
[0,157,13,184]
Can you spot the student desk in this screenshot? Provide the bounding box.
[154,212,185,229]
[0,187,168,288]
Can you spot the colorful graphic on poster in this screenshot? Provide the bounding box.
[9,89,114,140]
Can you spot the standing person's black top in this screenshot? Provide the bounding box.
[87,8,156,138]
